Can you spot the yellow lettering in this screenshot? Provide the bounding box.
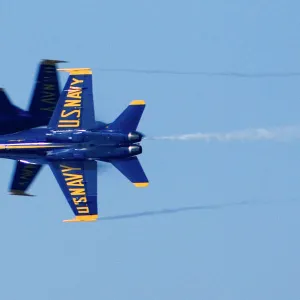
[69,188,86,195]
[45,66,55,73]
[60,109,81,118]
[44,84,55,90]
[67,90,82,99]
[64,100,81,107]
[71,78,84,86]
[25,164,37,169]
[61,165,81,172]
[77,206,89,214]
[17,164,39,186]
[73,197,87,205]
[63,173,82,182]
[58,120,80,128]
[40,106,55,112]
[67,179,84,187]
[19,165,38,180]
[20,170,33,180]
[41,98,56,104]
[43,90,56,97]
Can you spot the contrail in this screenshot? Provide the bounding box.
[95,68,300,78]
[99,198,299,221]
[146,125,300,142]
[100,201,250,221]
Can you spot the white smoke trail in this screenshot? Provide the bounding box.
[146,125,300,142]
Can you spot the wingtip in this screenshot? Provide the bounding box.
[10,190,35,197]
[130,100,146,106]
[63,215,98,222]
[57,68,92,75]
[133,182,149,187]
[41,59,68,65]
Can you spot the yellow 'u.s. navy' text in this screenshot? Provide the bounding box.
[61,164,89,214]
[58,77,83,128]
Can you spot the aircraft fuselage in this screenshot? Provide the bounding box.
[0,127,143,163]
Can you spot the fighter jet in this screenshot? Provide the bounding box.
[3,67,149,222]
[0,59,63,135]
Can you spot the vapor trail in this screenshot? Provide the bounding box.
[100,201,250,221]
[146,126,300,142]
[95,68,300,78]
[99,198,299,221]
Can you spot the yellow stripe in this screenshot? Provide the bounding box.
[130,100,146,105]
[63,215,98,223]
[133,182,149,187]
[0,143,67,150]
[5,145,64,149]
[58,68,92,75]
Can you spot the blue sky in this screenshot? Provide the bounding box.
[1,0,300,299]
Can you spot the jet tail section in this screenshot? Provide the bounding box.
[110,156,149,187]
[107,100,146,132]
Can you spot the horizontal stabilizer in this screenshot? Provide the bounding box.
[107,100,146,132]
[111,156,149,187]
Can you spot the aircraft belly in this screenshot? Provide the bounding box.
[1,67,149,221]
[44,144,141,161]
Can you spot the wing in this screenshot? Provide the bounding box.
[49,160,98,222]
[9,162,42,196]
[48,68,96,130]
[28,59,65,122]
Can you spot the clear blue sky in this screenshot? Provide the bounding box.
[1,0,300,299]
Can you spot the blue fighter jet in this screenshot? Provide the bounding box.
[2,59,64,198]
[4,68,149,222]
[0,59,63,134]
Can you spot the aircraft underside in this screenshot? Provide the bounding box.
[4,67,149,222]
